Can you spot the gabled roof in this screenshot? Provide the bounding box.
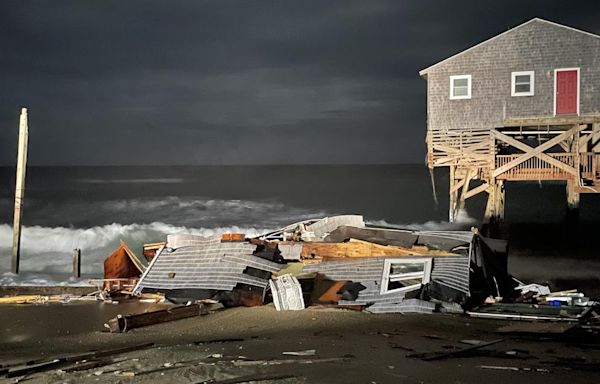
[419,18,600,77]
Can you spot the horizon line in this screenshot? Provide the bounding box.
[0,162,428,168]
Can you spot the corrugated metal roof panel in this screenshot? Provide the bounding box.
[431,256,470,294]
[134,236,283,293]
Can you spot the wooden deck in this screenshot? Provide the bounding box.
[427,118,600,222]
[494,152,599,181]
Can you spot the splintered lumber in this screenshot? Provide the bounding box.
[203,373,299,384]
[407,339,504,361]
[231,356,353,367]
[104,304,205,333]
[6,343,154,377]
[0,295,69,304]
[296,239,457,261]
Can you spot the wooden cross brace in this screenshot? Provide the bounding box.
[433,141,492,166]
[491,125,585,178]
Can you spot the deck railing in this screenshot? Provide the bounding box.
[580,152,600,180]
[495,153,576,180]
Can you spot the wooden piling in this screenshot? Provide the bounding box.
[11,108,29,274]
[72,248,81,278]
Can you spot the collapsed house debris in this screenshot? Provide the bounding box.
[3,215,596,334]
[125,214,598,325]
[96,240,146,292]
[132,233,282,306]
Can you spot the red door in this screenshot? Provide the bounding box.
[556,70,578,115]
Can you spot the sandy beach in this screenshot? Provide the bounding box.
[1,302,599,384]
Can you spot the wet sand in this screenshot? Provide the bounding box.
[1,303,599,384]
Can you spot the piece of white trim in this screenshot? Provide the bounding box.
[132,245,165,295]
[449,74,472,100]
[553,67,580,116]
[419,18,599,76]
[511,71,535,97]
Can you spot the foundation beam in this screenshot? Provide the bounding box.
[484,181,504,221]
[449,165,458,222]
[482,180,505,237]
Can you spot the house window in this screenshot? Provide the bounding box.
[449,75,471,100]
[380,258,432,295]
[511,71,534,96]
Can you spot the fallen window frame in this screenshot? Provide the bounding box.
[380,258,432,295]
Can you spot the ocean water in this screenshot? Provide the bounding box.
[0,165,599,287]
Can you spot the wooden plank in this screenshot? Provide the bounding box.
[463,182,490,200]
[299,239,456,259]
[407,339,504,361]
[206,373,299,384]
[449,178,466,193]
[579,133,594,151]
[492,127,582,177]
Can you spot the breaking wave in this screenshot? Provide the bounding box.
[0,222,272,285]
[367,210,478,231]
[2,196,330,229]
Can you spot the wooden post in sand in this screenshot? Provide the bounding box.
[11,108,29,274]
[72,248,81,278]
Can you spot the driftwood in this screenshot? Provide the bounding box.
[104,304,206,333]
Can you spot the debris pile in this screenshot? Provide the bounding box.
[128,214,597,324]
[2,215,598,334]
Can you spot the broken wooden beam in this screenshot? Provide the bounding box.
[200,373,299,384]
[104,304,206,333]
[407,339,504,361]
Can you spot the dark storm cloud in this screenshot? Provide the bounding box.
[0,0,599,165]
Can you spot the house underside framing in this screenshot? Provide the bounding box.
[427,115,600,223]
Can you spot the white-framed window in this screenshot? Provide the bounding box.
[511,71,535,96]
[380,258,432,295]
[449,75,472,100]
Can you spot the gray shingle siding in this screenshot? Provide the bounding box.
[423,19,600,136]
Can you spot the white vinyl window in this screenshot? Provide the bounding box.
[380,258,432,295]
[511,71,535,96]
[450,75,472,100]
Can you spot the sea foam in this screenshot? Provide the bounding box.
[0,222,272,283]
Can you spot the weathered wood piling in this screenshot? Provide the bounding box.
[11,107,29,274]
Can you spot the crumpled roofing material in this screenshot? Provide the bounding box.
[133,235,282,294]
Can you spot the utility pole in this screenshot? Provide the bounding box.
[12,108,28,274]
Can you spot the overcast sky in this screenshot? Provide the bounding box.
[1,0,599,166]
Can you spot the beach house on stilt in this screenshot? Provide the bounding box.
[419,18,600,223]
